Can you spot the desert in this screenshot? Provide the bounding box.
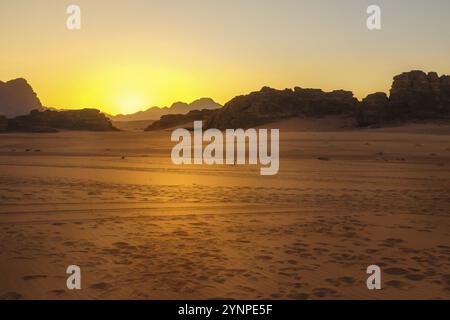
[0,118,449,300]
[1,1,450,310]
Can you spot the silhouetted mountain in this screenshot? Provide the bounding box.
[357,71,450,126]
[5,109,118,133]
[112,98,222,121]
[146,70,450,131]
[206,87,358,129]
[145,109,217,131]
[0,78,43,118]
[146,87,359,130]
[189,98,222,111]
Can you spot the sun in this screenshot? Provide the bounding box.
[116,93,146,115]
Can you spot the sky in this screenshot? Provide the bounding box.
[0,0,449,115]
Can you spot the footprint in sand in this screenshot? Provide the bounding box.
[0,292,22,300]
[339,276,356,285]
[236,285,256,293]
[22,275,48,280]
[90,282,113,290]
[383,238,404,246]
[49,289,66,296]
[405,274,425,281]
[112,242,130,248]
[385,280,408,289]
[212,277,227,284]
[288,292,310,300]
[312,287,337,298]
[384,267,408,276]
[254,255,273,260]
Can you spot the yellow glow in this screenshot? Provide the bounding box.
[116,93,146,115]
[1,1,449,115]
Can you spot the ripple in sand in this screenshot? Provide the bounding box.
[90,282,113,290]
[384,267,408,275]
[0,292,22,300]
[385,280,407,289]
[312,287,337,298]
[22,274,47,280]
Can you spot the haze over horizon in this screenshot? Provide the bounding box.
[1,0,449,115]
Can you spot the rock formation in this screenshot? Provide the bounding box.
[0,78,43,118]
[147,70,450,130]
[3,71,449,132]
[389,71,450,119]
[147,86,359,130]
[357,71,450,126]
[6,109,118,132]
[357,92,389,127]
[205,87,358,129]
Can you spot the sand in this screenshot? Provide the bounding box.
[0,119,449,300]
[112,120,154,131]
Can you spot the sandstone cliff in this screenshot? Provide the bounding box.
[357,71,450,126]
[205,87,358,129]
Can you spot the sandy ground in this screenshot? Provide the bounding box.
[112,120,154,131]
[0,119,449,300]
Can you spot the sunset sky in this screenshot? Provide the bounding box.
[1,0,449,115]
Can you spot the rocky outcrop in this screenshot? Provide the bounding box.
[357,92,389,126]
[205,87,358,129]
[357,71,450,126]
[146,86,358,130]
[0,116,7,132]
[145,109,216,131]
[146,70,450,131]
[0,78,43,118]
[6,109,118,132]
[389,71,450,119]
[112,98,222,122]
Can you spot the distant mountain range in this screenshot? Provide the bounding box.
[110,98,223,122]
